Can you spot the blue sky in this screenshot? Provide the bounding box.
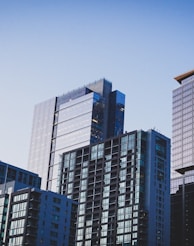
[0,0,194,169]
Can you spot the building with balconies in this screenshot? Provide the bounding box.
[5,187,77,246]
[0,161,77,246]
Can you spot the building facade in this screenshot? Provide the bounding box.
[0,161,41,245]
[0,161,41,193]
[0,161,77,246]
[59,129,170,246]
[171,70,194,246]
[28,79,125,191]
[172,70,194,179]
[171,174,194,246]
[5,188,77,246]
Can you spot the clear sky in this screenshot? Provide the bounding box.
[0,0,194,169]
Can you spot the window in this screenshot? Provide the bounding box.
[13,193,28,202]
[53,197,61,204]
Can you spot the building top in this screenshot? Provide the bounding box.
[0,160,40,178]
[174,69,194,84]
[0,160,41,189]
[36,78,113,110]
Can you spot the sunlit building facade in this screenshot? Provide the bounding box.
[171,70,194,245]
[59,129,170,246]
[28,79,125,191]
[172,70,194,179]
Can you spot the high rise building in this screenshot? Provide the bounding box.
[0,161,77,246]
[172,69,194,178]
[4,187,77,246]
[59,129,170,246]
[0,161,41,245]
[28,79,125,191]
[171,70,194,245]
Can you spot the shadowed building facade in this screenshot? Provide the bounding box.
[0,161,41,245]
[4,188,77,246]
[171,175,194,246]
[0,161,77,246]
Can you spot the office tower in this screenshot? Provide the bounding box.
[172,69,194,178]
[28,79,125,191]
[59,129,170,246]
[171,70,194,245]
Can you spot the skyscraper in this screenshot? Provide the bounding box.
[172,69,194,179]
[28,79,125,191]
[171,70,194,245]
[59,129,170,246]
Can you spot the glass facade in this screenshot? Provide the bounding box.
[28,79,125,191]
[59,130,170,246]
[28,98,56,192]
[108,90,125,138]
[171,70,194,245]
[172,71,194,180]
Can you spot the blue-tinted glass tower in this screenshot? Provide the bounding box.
[59,129,170,246]
[28,79,125,191]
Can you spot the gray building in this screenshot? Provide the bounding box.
[28,79,125,191]
[59,129,170,246]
